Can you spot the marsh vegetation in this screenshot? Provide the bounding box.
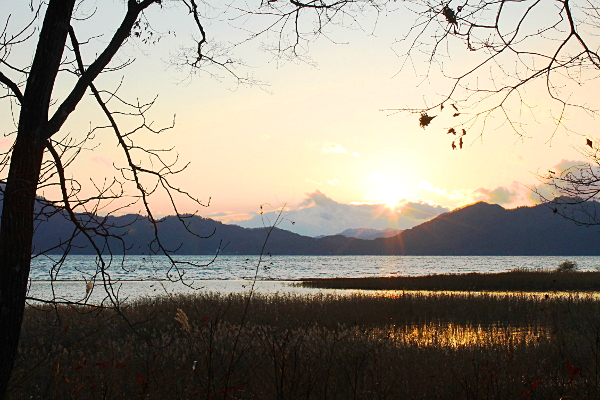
[300,268,600,292]
[9,289,600,399]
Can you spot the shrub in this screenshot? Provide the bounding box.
[556,260,578,272]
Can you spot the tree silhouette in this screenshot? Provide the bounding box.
[388,0,600,216]
[391,0,600,149]
[0,0,386,397]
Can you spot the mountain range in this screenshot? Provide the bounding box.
[316,228,403,240]
[28,199,600,255]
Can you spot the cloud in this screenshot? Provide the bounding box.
[417,180,478,203]
[554,160,587,172]
[305,178,324,185]
[321,141,348,155]
[529,159,597,203]
[297,190,337,208]
[206,212,234,218]
[475,186,518,205]
[318,141,362,159]
[399,202,449,220]
[419,180,529,207]
[205,211,254,223]
[327,179,342,186]
[235,190,449,237]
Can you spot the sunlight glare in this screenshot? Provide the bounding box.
[367,172,410,208]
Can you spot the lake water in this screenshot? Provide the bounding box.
[26,255,600,303]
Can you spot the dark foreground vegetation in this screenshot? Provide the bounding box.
[9,290,600,399]
[300,269,600,292]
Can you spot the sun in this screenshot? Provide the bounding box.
[376,188,406,209]
[366,172,409,209]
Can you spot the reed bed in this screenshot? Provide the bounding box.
[299,270,600,292]
[9,291,600,399]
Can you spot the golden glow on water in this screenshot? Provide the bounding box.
[367,323,550,348]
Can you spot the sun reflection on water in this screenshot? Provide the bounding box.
[360,323,550,348]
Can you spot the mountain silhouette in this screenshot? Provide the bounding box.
[317,228,403,240]
[27,200,600,255]
[379,201,600,255]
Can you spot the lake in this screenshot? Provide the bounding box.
[26,255,600,303]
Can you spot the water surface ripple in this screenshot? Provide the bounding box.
[27,255,600,301]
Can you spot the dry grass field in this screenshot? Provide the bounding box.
[8,281,600,399]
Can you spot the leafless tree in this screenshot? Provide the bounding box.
[534,151,600,225]
[0,0,387,397]
[390,0,600,144]
[386,0,600,228]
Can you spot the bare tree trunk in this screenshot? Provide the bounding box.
[0,1,75,397]
[0,142,45,398]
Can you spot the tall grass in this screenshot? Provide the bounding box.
[10,291,600,399]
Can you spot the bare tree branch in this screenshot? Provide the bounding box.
[47,0,159,139]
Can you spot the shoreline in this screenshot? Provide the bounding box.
[299,270,600,292]
[27,270,600,299]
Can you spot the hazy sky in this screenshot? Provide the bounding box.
[1,1,594,234]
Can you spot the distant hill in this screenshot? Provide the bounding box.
[29,200,600,255]
[333,228,402,240]
[378,201,600,255]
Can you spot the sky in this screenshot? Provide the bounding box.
[1,0,597,237]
